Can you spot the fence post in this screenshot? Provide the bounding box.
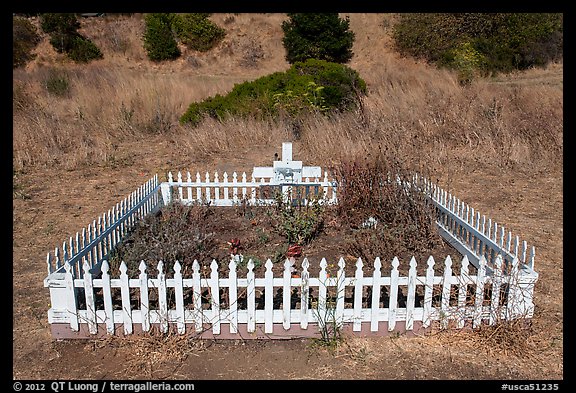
[64,261,79,332]
[160,173,172,205]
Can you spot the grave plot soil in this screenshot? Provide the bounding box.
[109,200,463,279]
[99,199,464,313]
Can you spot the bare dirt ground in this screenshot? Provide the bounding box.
[12,13,563,382]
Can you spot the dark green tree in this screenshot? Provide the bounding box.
[281,13,355,64]
[39,13,103,63]
[13,16,41,68]
[143,13,181,61]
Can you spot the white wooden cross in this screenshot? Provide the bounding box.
[253,142,321,184]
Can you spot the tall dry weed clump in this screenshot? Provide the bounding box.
[298,57,562,174]
[12,64,244,170]
[331,150,443,262]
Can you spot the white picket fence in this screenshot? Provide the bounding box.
[159,170,338,207]
[45,253,536,339]
[43,171,539,338]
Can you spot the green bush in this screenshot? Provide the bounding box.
[67,35,103,62]
[13,16,41,68]
[143,13,181,61]
[172,13,225,52]
[281,13,355,64]
[40,13,80,35]
[393,13,563,78]
[180,59,367,126]
[40,13,103,63]
[44,70,71,97]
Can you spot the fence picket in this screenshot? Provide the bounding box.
[300,258,310,329]
[388,257,399,331]
[196,172,201,201]
[63,262,78,332]
[157,261,168,333]
[457,256,470,328]
[406,257,417,331]
[264,259,274,334]
[101,260,114,334]
[187,172,192,201]
[422,256,435,328]
[441,256,453,329]
[489,255,503,325]
[473,257,487,328]
[247,259,256,333]
[173,261,185,334]
[318,258,327,321]
[82,260,97,334]
[139,261,150,332]
[283,259,292,330]
[214,172,220,202]
[242,172,247,200]
[353,258,364,331]
[228,257,238,334]
[119,262,133,335]
[210,260,220,334]
[205,172,211,201]
[223,172,229,202]
[370,258,382,332]
[232,172,238,203]
[192,260,202,332]
[336,258,346,327]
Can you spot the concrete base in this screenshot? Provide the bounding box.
[50,321,434,340]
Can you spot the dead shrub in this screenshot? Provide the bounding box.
[109,202,217,276]
[331,149,443,263]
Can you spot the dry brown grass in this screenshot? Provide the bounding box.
[13,13,562,175]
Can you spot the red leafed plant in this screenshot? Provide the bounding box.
[286,244,302,258]
[228,238,242,255]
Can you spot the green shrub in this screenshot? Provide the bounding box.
[40,13,80,35]
[67,35,103,62]
[13,16,41,68]
[180,59,366,126]
[172,13,225,52]
[44,70,71,97]
[40,13,103,63]
[143,13,181,61]
[393,13,563,77]
[281,13,355,64]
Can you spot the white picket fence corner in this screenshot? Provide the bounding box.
[43,143,538,339]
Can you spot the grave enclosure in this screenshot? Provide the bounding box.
[43,143,539,340]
